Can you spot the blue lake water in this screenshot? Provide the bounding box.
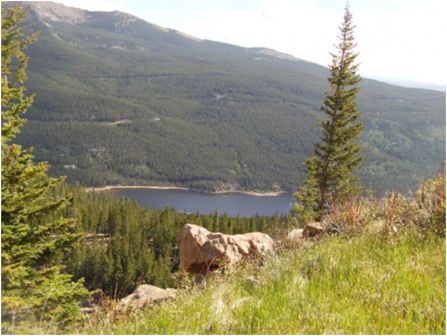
[109,188,295,217]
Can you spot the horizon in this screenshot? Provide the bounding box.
[38,0,447,90]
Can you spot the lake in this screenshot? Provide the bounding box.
[109,188,295,217]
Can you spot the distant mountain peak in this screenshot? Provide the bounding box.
[18,1,202,42]
[24,1,88,24]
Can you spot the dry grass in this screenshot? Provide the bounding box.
[414,173,446,236]
[324,198,376,235]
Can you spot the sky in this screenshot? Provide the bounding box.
[54,0,446,86]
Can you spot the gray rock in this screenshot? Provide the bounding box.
[287,228,304,241]
[118,284,176,310]
[303,222,325,238]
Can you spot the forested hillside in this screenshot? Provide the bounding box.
[66,187,287,298]
[11,1,446,193]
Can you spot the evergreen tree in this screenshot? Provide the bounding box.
[293,156,321,223]
[1,7,89,333]
[294,4,363,222]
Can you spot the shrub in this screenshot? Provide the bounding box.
[323,198,376,235]
[414,173,446,236]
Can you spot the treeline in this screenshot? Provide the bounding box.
[65,187,288,298]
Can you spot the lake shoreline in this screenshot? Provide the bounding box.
[82,185,289,197]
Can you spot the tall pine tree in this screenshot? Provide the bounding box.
[1,7,89,333]
[294,4,363,222]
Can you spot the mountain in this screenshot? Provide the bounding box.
[387,81,444,92]
[370,76,445,92]
[8,1,446,193]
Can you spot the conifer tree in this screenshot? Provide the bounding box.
[1,7,89,333]
[293,156,321,223]
[294,4,363,222]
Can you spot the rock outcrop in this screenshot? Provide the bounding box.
[303,222,325,237]
[177,224,275,275]
[118,284,176,310]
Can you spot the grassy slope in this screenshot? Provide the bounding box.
[84,228,445,334]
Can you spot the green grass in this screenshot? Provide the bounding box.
[83,228,445,334]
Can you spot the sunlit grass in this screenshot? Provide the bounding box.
[83,227,445,334]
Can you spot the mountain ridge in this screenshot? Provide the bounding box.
[8,1,446,193]
[14,1,444,87]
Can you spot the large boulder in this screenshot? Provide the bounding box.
[118,284,176,310]
[177,224,275,275]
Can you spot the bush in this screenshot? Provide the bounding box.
[414,173,446,236]
[323,198,377,235]
[317,172,446,238]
